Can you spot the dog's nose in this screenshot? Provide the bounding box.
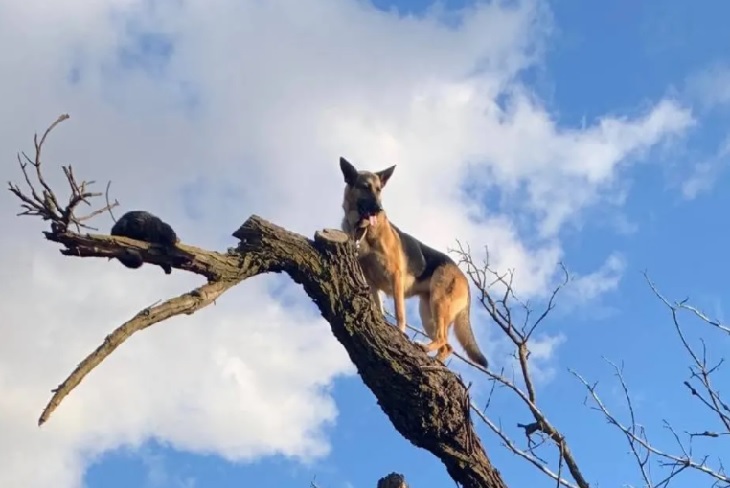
[357,199,379,214]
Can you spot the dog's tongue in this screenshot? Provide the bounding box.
[369,215,377,226]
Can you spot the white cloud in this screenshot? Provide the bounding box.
[525,333,567,384]
[677,63,730,200]
[0,0,697,487]
[568,253,627,303]
[686,63,730,110]
[680,135,730,200]
[682,160,718,200]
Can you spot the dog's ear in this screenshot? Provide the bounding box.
[339,157,359,186]
[375,165,396,188]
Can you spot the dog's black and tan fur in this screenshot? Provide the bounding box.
[339,157,488,367]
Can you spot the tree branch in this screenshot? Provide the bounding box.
[571,363,730,486]
[449,242,591,488]
[644,273,730,434]
[38,280,231,426]
[568,273,730,487]
[10,115,510,488]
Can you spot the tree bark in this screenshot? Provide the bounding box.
[377,472,408,488]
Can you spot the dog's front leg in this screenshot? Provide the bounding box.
[392,270,407,334]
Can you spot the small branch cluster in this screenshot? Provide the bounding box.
[646,276,730,436]
[570,273,730,488]
[448,241,590,488]
[7,114,119,233]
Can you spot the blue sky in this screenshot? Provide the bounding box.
[2,1,730,488]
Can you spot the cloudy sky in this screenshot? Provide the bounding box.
[1,0,729,487]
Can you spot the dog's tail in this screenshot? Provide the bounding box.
[453,307,489,368]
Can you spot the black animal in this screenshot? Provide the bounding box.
[110,210,179,274]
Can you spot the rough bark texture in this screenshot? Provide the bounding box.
[377,473,409,488]
[42,215,508,488]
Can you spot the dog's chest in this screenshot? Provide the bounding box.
[356,238,420,296]
[356,241,394,289]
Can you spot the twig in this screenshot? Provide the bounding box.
[470,404,578,488]
[7,113,119,233]
[105,180,118,223]
[571,367,730,485]
[644,273,730,433]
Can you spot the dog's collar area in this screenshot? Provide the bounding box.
[353,229,367,249]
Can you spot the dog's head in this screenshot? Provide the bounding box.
[339,157,396,235]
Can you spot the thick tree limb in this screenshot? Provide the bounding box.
[48,232,244,281]
[10,115,510,488]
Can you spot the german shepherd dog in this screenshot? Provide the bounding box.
[339,157,489,367]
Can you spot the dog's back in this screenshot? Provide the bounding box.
[391,224,454,287]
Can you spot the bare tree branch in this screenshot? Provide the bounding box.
[7,114,119,232]
[39,280,231,425]
[445,242,590,488]
[470,403,578,488]
[571,360,730,487]
[644,273,730,434]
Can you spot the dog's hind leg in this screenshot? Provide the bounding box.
[420,293,450,354]
[418,294,435,339]
[418,293,453,360]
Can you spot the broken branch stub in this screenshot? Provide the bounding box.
[377,473,408,488]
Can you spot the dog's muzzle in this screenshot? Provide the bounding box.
[356,199,382,227]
